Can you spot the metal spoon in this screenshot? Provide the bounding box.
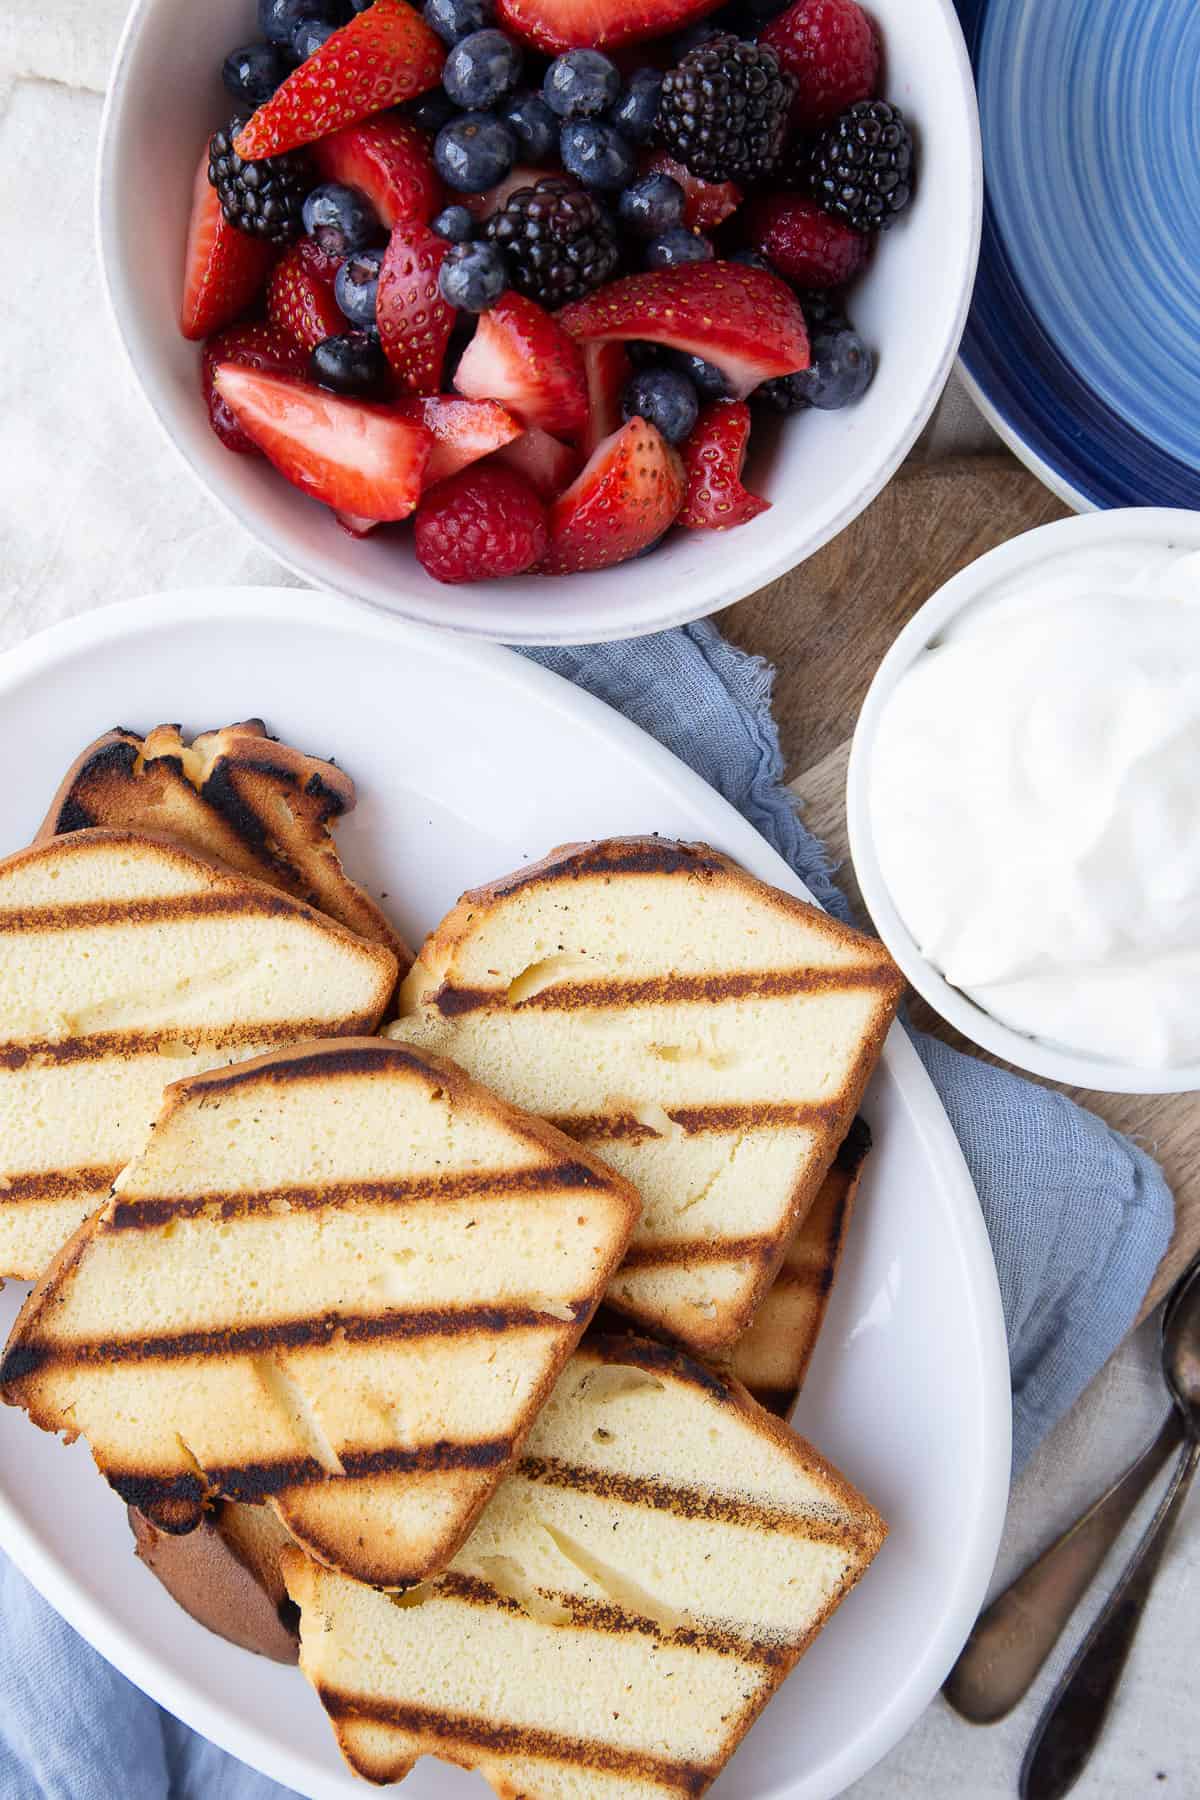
[1018,1256,1200,1800]
[944,1256,1199,1724]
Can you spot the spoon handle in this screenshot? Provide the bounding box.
[1019,1435,1200,1800]
[943,1411,1184,1723]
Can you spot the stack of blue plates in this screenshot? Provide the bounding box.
[957,0,1200,510]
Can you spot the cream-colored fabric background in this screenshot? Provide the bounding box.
[0,9,1195,1797]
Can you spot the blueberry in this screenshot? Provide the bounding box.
[434,113,517,191]
[730,248,772,272]
[621,366,699,446]
[543,49,621,119]
[258,0,343,47]
[438,240,508,311]
[221,42,291,106]
[609,67,662,145]
[349,0,375,9]
[335,245,385,326]
[796,325,875,409]
[752,371,807,413]
[309,331,389,397]
[302,182,380,255]
[668,351,729,401]
[618,173,685,239]
[501,89,558,161]
[625,340,662,368]
[292,17,338,57]
[798,291,847,334]
[423,0,492,45]
[644,226,714,269]
[559,120,636,192]
[405,87,458,133]
[432,203,477,242]
[443,29,522,108]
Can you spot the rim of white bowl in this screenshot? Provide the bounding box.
[847,506,1200,1095]
[93,0,983,645]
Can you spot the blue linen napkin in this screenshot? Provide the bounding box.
[0,620,1174,1800]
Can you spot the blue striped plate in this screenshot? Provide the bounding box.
[956,0,1200,510]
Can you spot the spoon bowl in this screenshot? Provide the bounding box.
[1163,1255,1200,1430]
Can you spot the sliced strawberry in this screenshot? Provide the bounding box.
[678,399,770,530]
[335,509,381,536]
[395,395,521,484]
[642,152,743,232]
[462,166,557,221]
[493,426,583,499]
[201,323,308,454]
[542,416,685,574]
[496,0,722,54]
[180,150,274,341]
[212,366,431,519]
[234,0,444,161]
[312,117,442,229]
[267,243,344,351]
[376,223,455,395]
[581,341,632,457]
[558,262,809,399]
[454,292,588,438]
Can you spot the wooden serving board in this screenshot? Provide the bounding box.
[719,454,1198,1318]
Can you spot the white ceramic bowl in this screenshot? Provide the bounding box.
[847,507,1200,1094]
[96,0,981,644]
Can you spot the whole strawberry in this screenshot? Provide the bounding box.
[761,0,879,131]
[414,463,549,583]
[746,193,869,288]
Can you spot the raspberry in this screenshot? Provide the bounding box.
[760,0,879,132]
[746,193,869,289]
[414,463,549,583]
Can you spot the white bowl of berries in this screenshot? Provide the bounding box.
[98,0,980,643]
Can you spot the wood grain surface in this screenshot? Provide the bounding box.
[719,454,1198,1318]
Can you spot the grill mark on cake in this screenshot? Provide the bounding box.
[434,963,895,1017]
[619,1234,776,1271]
[836,1114,872,1170]
[0,1164,122,1204]
[108,1159,604,1230]
[516,1454,857,1544]
[0,1016,379,1072]
[105,1438,513,1511]
[436,1571,786,1666]
[0,889,303,934]
[584,1336,735,1399]
[8,1300,589,1376]
[494,840,725,897]
[319,1687,719,1794]
[552,1101,838,1142]
[187,1040,434,1095]
[200,761,307,889]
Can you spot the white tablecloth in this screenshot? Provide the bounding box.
[0,9,1196,1797]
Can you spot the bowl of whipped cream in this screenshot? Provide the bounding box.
[847,508,1200,1093]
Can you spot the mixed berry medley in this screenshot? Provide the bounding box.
[183,0,914,586]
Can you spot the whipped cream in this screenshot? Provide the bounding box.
[870,540,1200,1069]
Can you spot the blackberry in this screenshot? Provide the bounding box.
[657,35,793,183]
[486,176,619,307]
[208,118,314,245]
[809,100,913,232]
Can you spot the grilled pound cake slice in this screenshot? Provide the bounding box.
[283,1334,886,1798]
[1,1040,640,1586]
[389,838,904,1356]
[726,1117,871,1416]
[130,1501,300,1663]
[39,720,409,965]
[0,829,397,1279]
